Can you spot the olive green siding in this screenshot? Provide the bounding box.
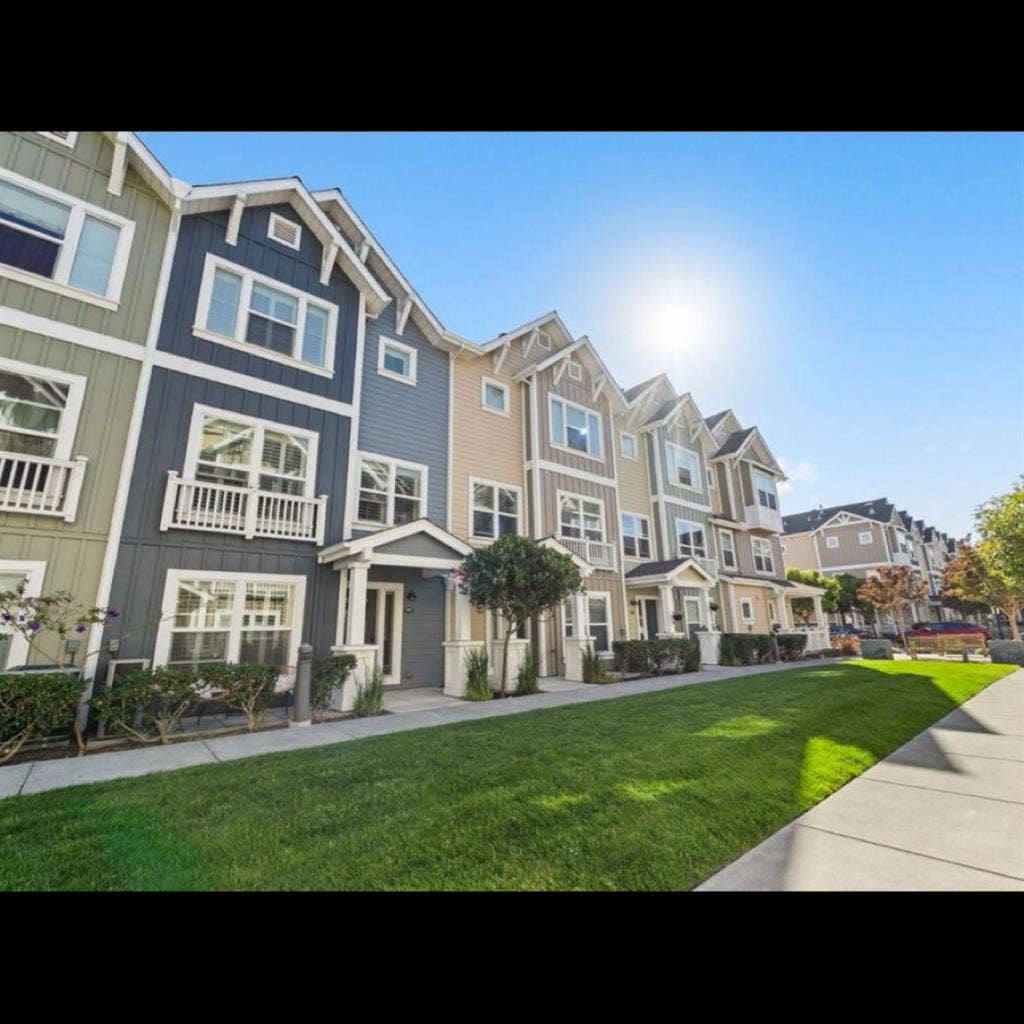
[0,131,170,347]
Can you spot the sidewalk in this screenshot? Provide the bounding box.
[697,667,1024,890]
[0,659,821,800]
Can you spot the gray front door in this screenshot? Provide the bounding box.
[643,599,659,639]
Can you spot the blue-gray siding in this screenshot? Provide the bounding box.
[368,566,445,687]
[375,533,464,559]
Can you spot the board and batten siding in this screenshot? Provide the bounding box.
[367,565,445,687]
[159,204,360,404]
[449,352,524,540]
[0,131,170,347]
[780,531,818,572]
[357,296,449,528]
[536,363,616,480]
[656,422,711,508]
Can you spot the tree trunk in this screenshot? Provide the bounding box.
[500,622,514,696]
[1006,602,1021,641]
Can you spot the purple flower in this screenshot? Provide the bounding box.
[107,608,120,619]
[27,620,41,632]
[0,613,9,622]
[75,623,87,633]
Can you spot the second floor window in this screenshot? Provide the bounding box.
[549,395,602,458]
[621,513,650,559]
[753,537,774,574]
[719,529,736,569]
[472,481,519,538]
[357,455,424,526]
[560,495,604,541]
[196,254,337,372]
[753,469,778,510]
[0,368,71,458]
[667,442,701,490]
[676,519,706,559]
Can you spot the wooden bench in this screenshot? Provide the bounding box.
[907,634,987,661]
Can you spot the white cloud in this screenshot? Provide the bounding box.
[778,456,818,494]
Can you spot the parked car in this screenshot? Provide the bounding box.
[906,621,990,641]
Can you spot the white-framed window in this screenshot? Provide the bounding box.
[768,599,778,623]
[562,599,574,638]
[621,512,651,559]
[154,569,306,679]
[183,405,318,497]
[897,534,910,554]
[620,432,637,460]
[267,212,302,251]
[753,469,778,511]
[719,528,736,569]
[536,330,551,351]
[0,166,135,308]
[480,376,509,415]
[676,518,707,559]
[36,132,78,148]
[356,452,427,527]
[666,442,701,490]
[470,478,521,539]
[587,592,611,653]
[825,535,840,549]
[740,597,755,623]
[377,336,418,386]
[752,537,774,574]
[559,492,606,542]
[0,559,47,671]
[549,394,603,459]
[0,354,87,461]
[858,530,874,545]
[194,253,338,375]
[567,361,583,381]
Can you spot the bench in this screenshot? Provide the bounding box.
[907,634,987,661]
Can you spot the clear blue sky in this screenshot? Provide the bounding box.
[142,131,1023,539]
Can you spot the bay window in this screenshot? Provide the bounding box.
[356,453,426,527]
[471,479,520,539]
[621,512,651,559]
[753,537,774,574]
[549,395,602,458]
[676,518,706,559]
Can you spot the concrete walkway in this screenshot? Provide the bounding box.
[0,659,821,800]
[698,667,1024,891]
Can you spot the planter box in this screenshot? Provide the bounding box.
[988,640,1024,666]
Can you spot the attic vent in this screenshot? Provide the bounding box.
[268,212,302,250]
[37,131,77,148]
[536,330,551,351]
[567,361,582,381]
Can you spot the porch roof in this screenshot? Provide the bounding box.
[624,557,716,586]
[318,518,473,570]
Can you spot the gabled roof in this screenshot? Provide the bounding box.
[897,509,913,530]
[712,427,757,457]
[102,132,189,208]
[639,392,716,448]
[624,557,716,585]
[514,335,629,412]
[477,311,575,354]
[783,499,895,535]
[710,425,784,474]
[184,178,390,317]
[704,410,731,431]
[539,536,594,576]
[318,518,472,564]
[623,374,668,403]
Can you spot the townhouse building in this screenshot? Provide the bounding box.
[781,498,957,630]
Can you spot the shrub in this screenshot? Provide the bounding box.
[353,665,385,717]
[611,637,701,676]
[776,633,809,661]
[464,648,491,701]
[831,633,861,656]
[719,634,776,666]
[311,653,357,723]
[612,640,654,674]
[0,672,85,763]
[515,646,539,695]
[203,663,278,732]
[90,666,204,744]
[582,644,609,683]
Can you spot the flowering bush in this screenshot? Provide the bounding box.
[0,672,85,763]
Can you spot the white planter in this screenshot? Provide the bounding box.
[697,630,721,666]
[330,644,378,711]
[443,639,486,698]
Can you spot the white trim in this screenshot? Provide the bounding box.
[182,404,319,499]
[36,132,78,148]
[718,528,737,570]
[0,305,144,361]
[556,488,610,552]
[548,392,604,460]
[366,581,403,684]
[151,350,354,418]
[192,252,338,376]
[267,211,302,251]
[536,329,551,351]
[740,597,755,623]
[751,536,775,575]
[0,166,135,307]
[376,335,418,386]
[665,440,702,492]
[0,559,47,670]
[623,556,716,586]
[858,530,874,545]
[0,353,87,461]
[619,431,638,460]
[567,360,583,381]
[446,350,455,532]
[674,516,708,560]
[825,535,840,549]
[585,590,613,655]
[353,451,429,530]
[480,376,510,416]
[620,510,652,561]
[527,377,542,540]
[529,458,615,489]
[468,476,524,540]
[153,569,306,676]
[320,517,473,563]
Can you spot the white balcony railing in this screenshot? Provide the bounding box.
[562,536,616,570]
[744,503,782,532]
[0,451,88,521]
[785,625,831,652]
[160,472,327,544]
[892,551,912,566]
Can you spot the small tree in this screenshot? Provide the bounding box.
[831,573,869,625]
[857,565,928,648]
[942,540,1022,641]
[458,535,584,696]
[785,567,838,625]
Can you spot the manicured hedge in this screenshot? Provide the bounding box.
[1,671,86,763]
[776,633,809,661]
[719,633,775,667]
[612,637,701,676]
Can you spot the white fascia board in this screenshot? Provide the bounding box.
[319,518,474,564]
[477,310,573,352]
[513,337,588,381]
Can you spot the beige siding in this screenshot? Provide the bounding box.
[816,520,889,569]
[613,410,653,571]
[782,532,818,571]
[449,354,525,540]
[722,581,775,634]
[0,132,170,347]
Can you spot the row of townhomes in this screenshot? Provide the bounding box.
[0,130,832,709]
[782,499,959,631]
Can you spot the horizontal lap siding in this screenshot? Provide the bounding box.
[781,532,818,571]
[817,522,888,568]
[450,355,524,540]
[159,205,359,405]
[0,132,169,346]
[358,298,449,527]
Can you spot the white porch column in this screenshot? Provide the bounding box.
[331,561,377,711]
[563,589,592,681]
[696,584,721,665]
[443,580,483,697]
[812,594,826,650]
[777,589,791,630]
[346,563,369,645]
[657,584,675,637]
[700,588,713,631]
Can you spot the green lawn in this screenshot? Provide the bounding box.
[0,659,1013,891]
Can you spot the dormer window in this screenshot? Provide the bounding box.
[536,330,551,351]
[567,361,582,381]
[753,469,778,511]
[267,212,302,251]
[549,395,602,459]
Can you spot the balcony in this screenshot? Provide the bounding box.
[891,551,912,567]
[561,537,616,570]
[744,502,782,532]
[160,472,326,544]
[0,451,88,522]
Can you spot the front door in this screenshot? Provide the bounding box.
[365,583,403,685]
[641,599,659,639]
[683,597,702,636]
